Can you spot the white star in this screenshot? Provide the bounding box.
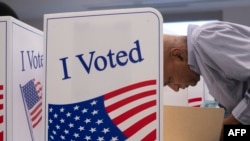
[60,135,65,140]
[110,136,118,141]
[84,118,91,124]
[49,119,53,123]
[102,128,110,134]
[60,107,65,112]
[74,105,79,110]
[91,110,98,115]
[82,108,88,114]
[91,100,97,106]
[66,112,71,117]
[64,129,69,134]
[50,135,54,140]
[49,108,53,112]
[53,113,58,118]
[96,119,103,125]
[55,125,60,129]
[85,135,91,141]
[52,130,57,135]
[68,123,74,128]
[97,137,104,141]
[73,133,79,138]
[74,116,80,121]
[78,126,84,131]
[60,118,65,123]
[89,127,96,133]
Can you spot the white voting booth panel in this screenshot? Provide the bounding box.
[44,8,163,141]
[0,17,44,141]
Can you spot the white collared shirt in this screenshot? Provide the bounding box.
[187,21,250,124]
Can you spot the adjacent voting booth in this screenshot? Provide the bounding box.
[44,8,163,141]
[0,17,44,141]
[163,105,224,141]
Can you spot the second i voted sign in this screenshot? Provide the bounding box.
[44,8,163,141]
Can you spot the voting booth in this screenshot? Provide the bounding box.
[0,17,44,141]
[44,8,163,141]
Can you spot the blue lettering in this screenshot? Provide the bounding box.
[21,51,25,71]
[129,40,144,63]
[95,56,107,71]
[60,57,71,80]
[21,50,43,71]
[107,50,116,68]
[116,50,128,66]
[76,51,95,74]
[27,51,34,69]
[61,40,144,79]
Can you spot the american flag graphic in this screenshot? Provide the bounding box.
[48,79,157,141]
[188,97,202,107]
[187,78,205,107]
[21,79,43,129]
[0,85,4,141]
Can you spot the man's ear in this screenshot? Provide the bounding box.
[170,48,184,61]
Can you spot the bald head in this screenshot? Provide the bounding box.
[163,34,188,64]
[163,34,200,91]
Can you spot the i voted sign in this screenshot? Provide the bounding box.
[60,40,144,79]
[45,8,163,141]
[0,16,44,141]
[20,50,44,71]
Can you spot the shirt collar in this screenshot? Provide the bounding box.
[187,24,201,74]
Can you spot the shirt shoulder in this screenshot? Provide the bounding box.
[187,21,225,43]
[188,21,250,43]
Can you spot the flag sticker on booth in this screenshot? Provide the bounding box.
[45,8,163,141]
[20,79,43,129]
[188,97,202,107]
[0,85,4,141]
[48,79,157,141]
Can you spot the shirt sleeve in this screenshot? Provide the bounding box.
[232,90,250,125]
[193,22,250,81]
[192,22,250,124]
